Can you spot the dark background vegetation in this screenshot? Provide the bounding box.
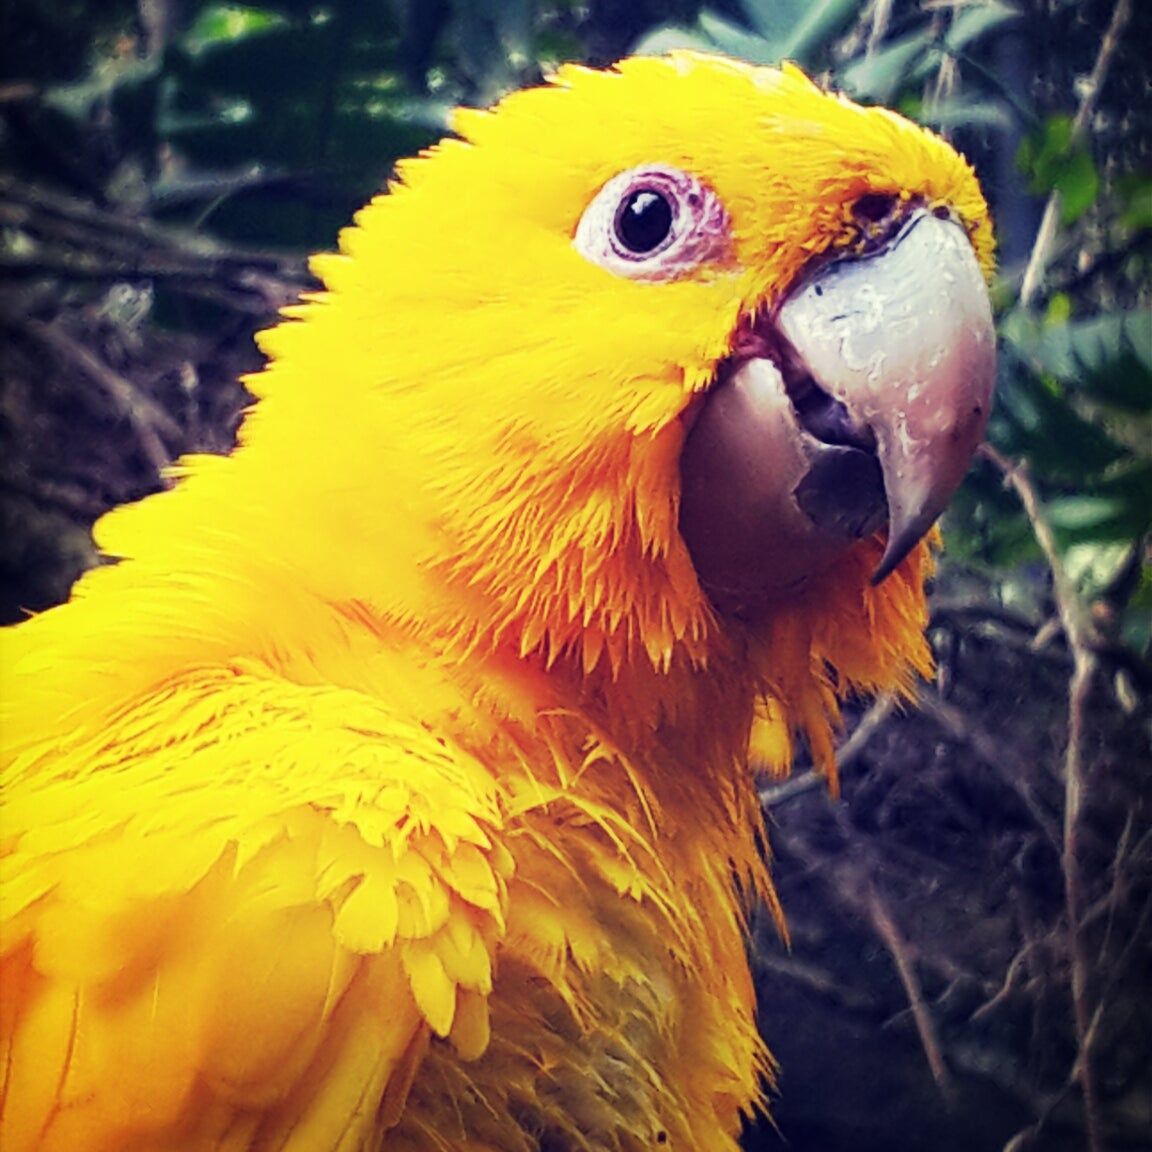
[1,2,1148,1150]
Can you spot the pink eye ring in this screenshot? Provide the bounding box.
[574,165,732,282]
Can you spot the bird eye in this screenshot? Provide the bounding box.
[574,165,731,282]
[615,188,674,254]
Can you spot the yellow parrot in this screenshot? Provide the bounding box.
[0,54,996,1152]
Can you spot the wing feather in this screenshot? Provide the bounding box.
[0,665,511,1151]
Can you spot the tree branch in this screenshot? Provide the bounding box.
[1019,0,1133,306]
[24,318,178,483]
[979,443,1105,1152]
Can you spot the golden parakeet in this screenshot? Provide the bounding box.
[0,54,996,1151]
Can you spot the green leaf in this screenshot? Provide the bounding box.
[1062,540,1139,597]
[1001,309,1152,412]
[918,96,1014,131]
[1045,293,1072,324]
[775,0,859,64]
[841,32,933,103]
[1017,114,1100,222]
[640,0,860,69]
[696,11,781,64]
[944,2,1020,52]
[1054,148,1099,225]
[42,56,162,119]
[1017,114,1073,183]
[996,353,1130,478]
[1085,367,1152,417]
[1046,496,1125,532]
[1125,312,1152,373]
[1096,463,1152,535]
[183,4,288,54]
[1118,173,1152,232]
[632,25,720,57]
[946,471,1042,567]
[738,0,812,43]
[1068,314,1126,374]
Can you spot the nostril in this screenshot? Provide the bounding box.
[853,193,899,224]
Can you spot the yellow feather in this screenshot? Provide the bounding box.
[402,947,456,1039]
[1,52,993,1151]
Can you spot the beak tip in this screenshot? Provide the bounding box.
[870,552,901,587]
[870,510,934,585]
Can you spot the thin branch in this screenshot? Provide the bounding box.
[1019,0,1133,306]
[866,883,953,1097]
[930,598,1042,635]
[1095,811,1134,966]
[0,174,298,265]
[753,952,874,1011]
[0,175,312,314]
[866,0,894,58]
[24,319,177,482]
[979,444,1105,1152]
[759,693,897,808]
[914,687,1061,845]
[978,447,1098,660]
[970,936,1044,1023]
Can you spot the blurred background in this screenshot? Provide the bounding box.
[0,2,1148,1150]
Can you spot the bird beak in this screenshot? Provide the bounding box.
[679,209,996,615]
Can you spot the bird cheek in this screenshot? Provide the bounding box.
[678,358,880,613]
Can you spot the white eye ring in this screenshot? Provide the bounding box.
[574,165,731,282]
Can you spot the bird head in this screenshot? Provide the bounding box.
[232,54,994,744]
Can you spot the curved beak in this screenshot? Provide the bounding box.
[778,211,996,582]
[680,210,996,614]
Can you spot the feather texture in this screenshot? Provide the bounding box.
[0,54,992,1150]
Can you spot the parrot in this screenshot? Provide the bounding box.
[0,53,996,1152]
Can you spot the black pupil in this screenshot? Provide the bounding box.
[616,188,674,254]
